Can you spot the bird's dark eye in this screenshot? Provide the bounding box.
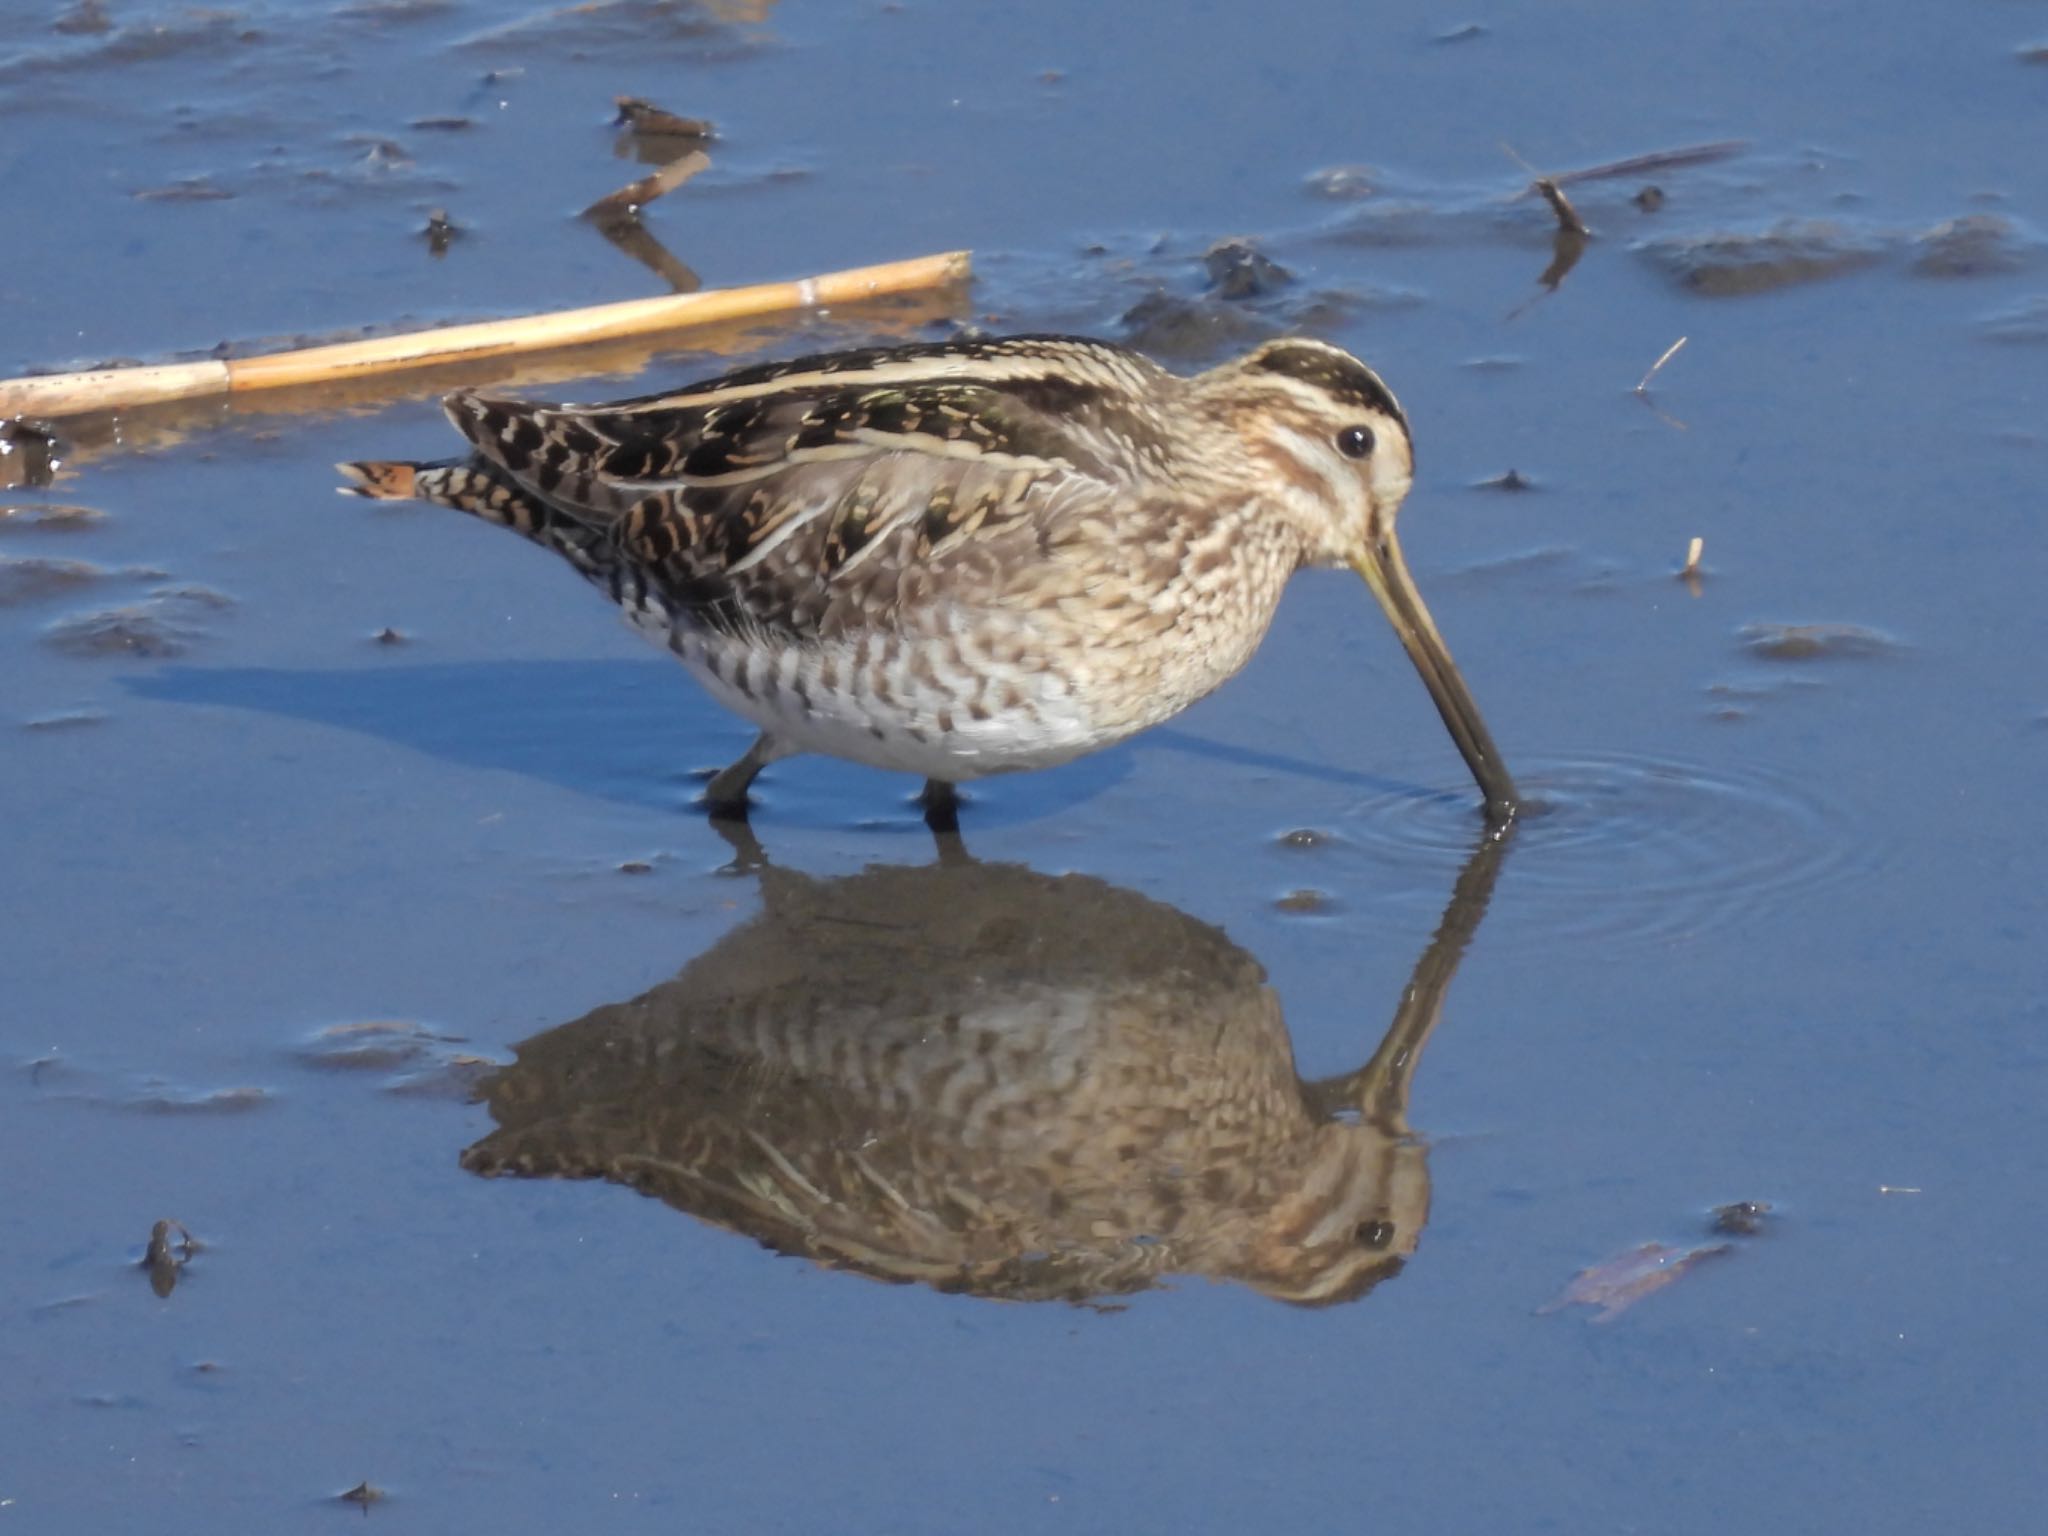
[1336,424,1376,459]
[1355,1219,1395,1249]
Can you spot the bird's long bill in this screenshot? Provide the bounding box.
[1355,530,1519,824]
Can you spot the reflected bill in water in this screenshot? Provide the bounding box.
[461,828,1509,1306]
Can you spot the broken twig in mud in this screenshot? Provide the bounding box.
[0,250,973,419]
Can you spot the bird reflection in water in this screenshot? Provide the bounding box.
[461,823,1510,1306]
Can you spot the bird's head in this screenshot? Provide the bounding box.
[1196,338,1517,823]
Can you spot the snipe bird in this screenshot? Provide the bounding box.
[341,334,1517,823]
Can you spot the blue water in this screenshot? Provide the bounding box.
[4,2,2046,1531]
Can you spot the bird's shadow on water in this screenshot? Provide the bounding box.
[126,660,1437,824]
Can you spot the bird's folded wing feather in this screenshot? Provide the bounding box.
[443,361,1151,638]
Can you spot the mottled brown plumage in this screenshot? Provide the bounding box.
[341,333,1516,822]
[460,828,1508,1306]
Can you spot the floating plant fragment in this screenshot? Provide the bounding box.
[1539,1240,1732,1322]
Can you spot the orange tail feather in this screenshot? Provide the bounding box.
[336,460,421,500]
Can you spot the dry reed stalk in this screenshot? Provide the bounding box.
[0,249,972,419]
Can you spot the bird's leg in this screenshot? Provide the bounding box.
[702,732,781,818]
[918,778,961,835]
[930,827,976,867]
[917,781,977,866]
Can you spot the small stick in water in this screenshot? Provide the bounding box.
[1533,177,1590,236]
[1679,536,1706,596]
[1636,335,1689,394]
[582,148,710,223]
[1500,143,1592,235]
[1548,138,1749,188]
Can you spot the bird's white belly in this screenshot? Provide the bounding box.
[648,616,1117,780]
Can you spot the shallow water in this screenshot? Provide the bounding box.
[4,2,2047,1531]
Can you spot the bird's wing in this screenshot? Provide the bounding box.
[442,337,1172,639]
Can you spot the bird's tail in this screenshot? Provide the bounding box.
[336,457,555,536]
[337,456,620,585]
[335,458,425,501]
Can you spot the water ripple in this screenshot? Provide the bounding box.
[1342,751,1869,948]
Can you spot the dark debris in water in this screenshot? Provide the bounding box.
[43,586,232,659]
[1639,211,2037,296]
[1274,888,1333,915]
[1911,214,2036,279]
[0,554,107,605]
[1203,239,1291,299]
[133,176,235,203]
[1119,289,1274,362]
[421,207,460,256]
[338,1481,386,1512]
[28,1056,271,1113]
[456,0,778,61]
[1711,1199,1774,1236]
[293,1020,499,1099]
[1114,238,1406,363]
[142,1219,201,1298]
[1739,621,1899,662]
[1703,675,1828,722]
[1637,218,1885,296]
[0,7,259,83]
[1472,469,1536,492]
[0,502,105,531]
[132,1084,269,1114]
[347,135,414,172]
[43,605,196,658]
[613,94,715,165]
[338,0,460,21]
[1277,827,1332,851]
[1303,165,1378,201]
[52,0,113,35]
